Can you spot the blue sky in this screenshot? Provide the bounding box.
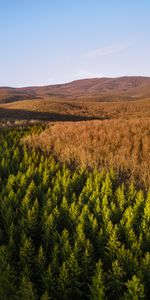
[0,0,150,87]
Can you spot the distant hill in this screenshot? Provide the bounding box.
[1,76,150,103]
[38,76,150,97]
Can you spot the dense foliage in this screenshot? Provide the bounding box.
[0,127,150,299]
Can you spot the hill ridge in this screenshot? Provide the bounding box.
[0,76,150,104]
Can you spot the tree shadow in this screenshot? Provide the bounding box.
[0,107,109,122]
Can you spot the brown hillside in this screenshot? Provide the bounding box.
[1,76,150,104]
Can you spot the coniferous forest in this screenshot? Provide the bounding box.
[0,126,150,300]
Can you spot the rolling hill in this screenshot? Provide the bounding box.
[0,76,150,124]
[1,76,150,104]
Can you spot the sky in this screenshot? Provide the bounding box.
[0,0,150,87]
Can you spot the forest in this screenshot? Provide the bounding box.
[0,125,150,299]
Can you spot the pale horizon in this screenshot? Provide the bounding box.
[1,74,150,89]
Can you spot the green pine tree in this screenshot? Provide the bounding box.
[89,260,106,300]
